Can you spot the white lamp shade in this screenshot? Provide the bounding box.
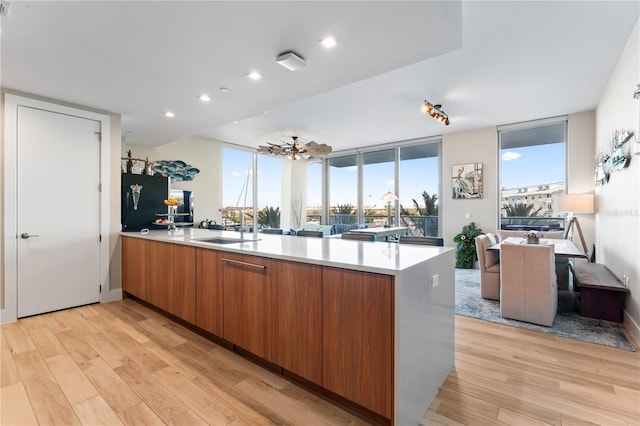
[558,193,594,213]
[381,191,398,202]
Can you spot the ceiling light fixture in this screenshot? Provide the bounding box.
[258,136,333,160]
[247,71,262,80]
[320,36,337,49]
[199,94,211,102]
[276,51,306,71]
[164,111,175,118]
[423,100,450,125]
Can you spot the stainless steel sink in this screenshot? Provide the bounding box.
[193,237,259,245]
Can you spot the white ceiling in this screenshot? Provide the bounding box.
[2,1,639,153]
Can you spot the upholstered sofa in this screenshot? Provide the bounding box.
[475,233,501,300]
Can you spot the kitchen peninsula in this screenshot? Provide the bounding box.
[121,228,455,425]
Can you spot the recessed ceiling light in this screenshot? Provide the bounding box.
[320,36,337,49]
[164,111,175,118]
[199,94,211,102]
[220,87,230,93]
[233,120,239,124]
[247,71,262,80]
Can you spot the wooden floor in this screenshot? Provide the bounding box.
[1,300,638,426]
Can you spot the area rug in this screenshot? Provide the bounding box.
[455,268,635,352]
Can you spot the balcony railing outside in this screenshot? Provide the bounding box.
[500,216,566,231]
[305,213,440,237]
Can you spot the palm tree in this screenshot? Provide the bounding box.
[502,203,542,217]
[258,206,280,228]
[400,191,439,236]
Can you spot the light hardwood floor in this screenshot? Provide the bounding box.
[1,299,639,425]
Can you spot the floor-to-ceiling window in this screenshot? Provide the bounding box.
[498,118,566,231]
[324,139,441,235]
[329,154,358,225]
[362,149,396,227]
[222,147,254,228]
[306,161,322,224]
[399,143,440,236]
[256,155,282,229]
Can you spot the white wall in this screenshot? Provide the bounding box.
[595,18,640,342]
[567,110,596,255]
[442,127,499,245]
[281,159,308,230]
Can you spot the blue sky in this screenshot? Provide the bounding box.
[500,143,564,189]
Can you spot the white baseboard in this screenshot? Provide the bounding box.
[101,288,122,304]
[623,309,640,348]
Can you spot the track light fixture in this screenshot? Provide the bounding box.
[423,100,450,125]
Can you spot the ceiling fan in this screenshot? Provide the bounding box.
[257,136,332,160]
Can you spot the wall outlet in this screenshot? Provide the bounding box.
[623,275,630,287]
[431,274,439,288]
[465,212,470,219]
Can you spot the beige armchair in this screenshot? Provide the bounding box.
[499,230,569,290]
[475,234,501,300]
[499,242,557,327]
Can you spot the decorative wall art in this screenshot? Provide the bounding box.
[452,162,483,199]
[595,129,633,186]
[151,160,200,182]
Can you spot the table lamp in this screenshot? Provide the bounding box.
[558,193,594,259]
[380,191,398,227]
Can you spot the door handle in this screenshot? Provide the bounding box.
[21,233,39,239]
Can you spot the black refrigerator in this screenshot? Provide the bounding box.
[121,174,169,231]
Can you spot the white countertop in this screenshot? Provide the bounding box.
[121,228,452,275]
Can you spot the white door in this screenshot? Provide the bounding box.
[17,106,101,318]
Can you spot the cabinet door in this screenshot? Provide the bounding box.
[147,241,173,313]
[272,260,322,383]
[322,267,393,419]
[173,245,196,323]
[122,237,148,299]
[223,253,272,361]
[195,248,223,336]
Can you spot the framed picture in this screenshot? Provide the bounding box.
[452,163,483,199]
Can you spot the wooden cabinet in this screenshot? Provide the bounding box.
[122,236,149,299]
[272,260,322,383]
[126,238,195,322]
[172,244,196,323]
[223,253,272,361]
[147,241,173,313]
[322,267,393,419]
[195,248,223,335]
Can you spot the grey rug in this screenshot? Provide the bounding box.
[455,268,635,352]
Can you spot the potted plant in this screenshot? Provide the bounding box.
[524,230,543,244]
[453,222,483,268]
